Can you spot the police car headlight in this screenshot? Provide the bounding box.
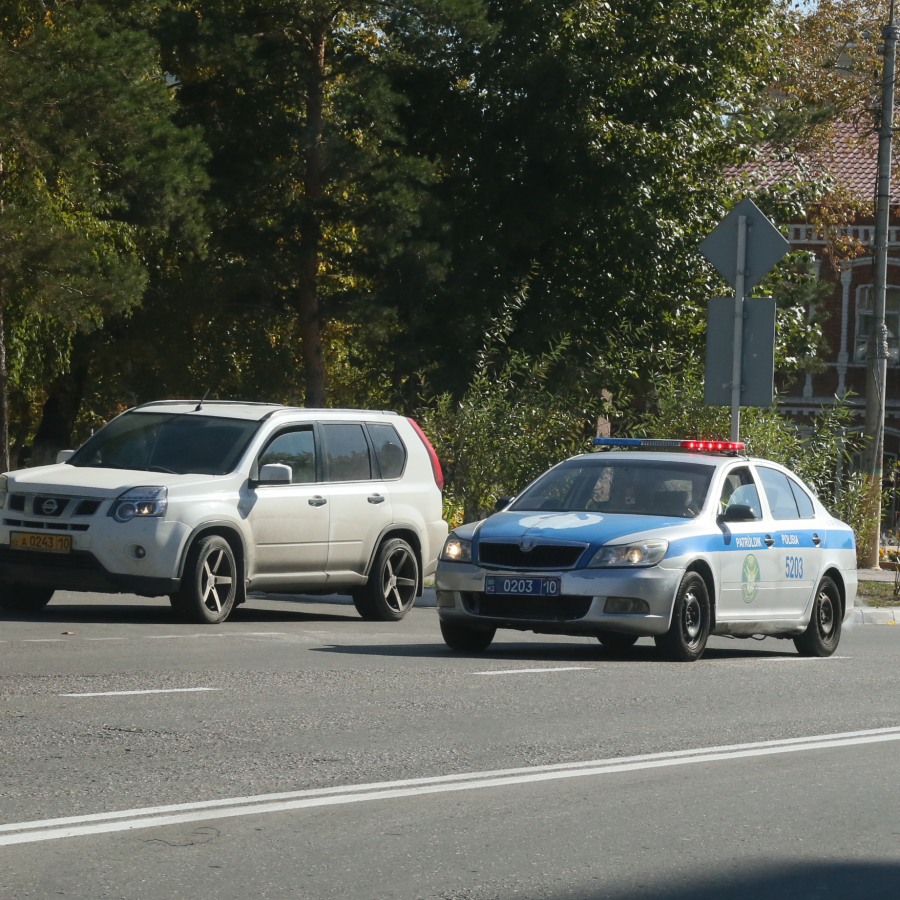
[441,536,473,563]
[588,539,668,568]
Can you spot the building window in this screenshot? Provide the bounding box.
[855,285,900,364]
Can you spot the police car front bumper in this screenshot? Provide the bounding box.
[435,562,683,636]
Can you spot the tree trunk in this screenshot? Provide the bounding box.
[297,27,328,408]
[30,334,90,467]
[0,291,9,473]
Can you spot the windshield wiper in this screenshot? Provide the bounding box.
[146,465,181,474]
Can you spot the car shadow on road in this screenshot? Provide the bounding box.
[564,860,900,900]
[0,593,376,626]
[310,640,807,662]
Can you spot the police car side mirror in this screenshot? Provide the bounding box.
[720,504,757,523]
[494,496,513,513]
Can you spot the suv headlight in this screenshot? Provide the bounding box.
[588,539,668,568]
[109,486,168,523]
[441,536,473,563]
[0,475,7,509]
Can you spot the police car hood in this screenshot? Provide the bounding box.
[473,510,697,549]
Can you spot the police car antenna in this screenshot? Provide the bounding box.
[195,389,210,412]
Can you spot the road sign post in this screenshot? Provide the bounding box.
[730,216,747,442]
[700,199,789,440]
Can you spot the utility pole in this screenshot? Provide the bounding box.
[862,3,898,568]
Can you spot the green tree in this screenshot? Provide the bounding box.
[157,0,486,408]
[363,0,784,402]
[0,0,207,468]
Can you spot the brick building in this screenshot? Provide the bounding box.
[743,132,900,520]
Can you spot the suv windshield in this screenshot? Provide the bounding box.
[68,412,260,476]
[511,458,715,519]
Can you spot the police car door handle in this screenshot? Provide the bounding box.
[812,533,822,546]
[367,494,385,504]
[764,534,775,547]
[308,496,327,507]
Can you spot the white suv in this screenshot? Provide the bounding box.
[0,401,448,623]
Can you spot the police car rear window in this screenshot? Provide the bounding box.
[512,460,715,518]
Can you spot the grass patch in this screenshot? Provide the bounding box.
[856,579,900,606]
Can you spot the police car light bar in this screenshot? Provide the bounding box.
[592,438,745,451]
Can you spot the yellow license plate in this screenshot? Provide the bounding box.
[10,532,72,554]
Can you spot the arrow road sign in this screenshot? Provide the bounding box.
[700,198,790,292]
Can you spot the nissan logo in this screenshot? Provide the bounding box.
[40,498,58,516]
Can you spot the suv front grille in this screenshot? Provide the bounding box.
[4,519,89,532]
[463,592,593,621]
[478,542,585,569]
[5,494,101,523]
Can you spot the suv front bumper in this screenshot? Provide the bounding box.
[0,546,180,597]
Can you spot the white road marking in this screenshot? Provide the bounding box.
[758,656,852,662]
[473,666,594,675]
[60,688,221,698]
[144,633,286,640]
[2,725,898,846]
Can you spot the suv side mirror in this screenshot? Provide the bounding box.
[494,496,513,513]
[56,450,75,464]
[720,503,757,523]
[258,463,292,485]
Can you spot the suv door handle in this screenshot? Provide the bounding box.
[308,496,327,507]
[812,533,822,546]
[367,494,385,504]
[764,534,775,547]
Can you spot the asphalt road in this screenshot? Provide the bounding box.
[1,590,900,899]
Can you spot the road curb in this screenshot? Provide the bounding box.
[849,607,899,625]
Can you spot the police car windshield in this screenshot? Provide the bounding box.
[511,458,715,519]
[67,412,260,476]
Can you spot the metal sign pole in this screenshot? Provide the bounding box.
[730,215,748,442]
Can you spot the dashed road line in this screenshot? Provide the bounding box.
[60,687,221,697]
[473,666,594,675]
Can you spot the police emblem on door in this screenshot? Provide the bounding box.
[742,554,760,604]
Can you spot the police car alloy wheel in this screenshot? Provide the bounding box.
[794,575,842,658]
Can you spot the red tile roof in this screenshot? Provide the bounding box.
[732,122,888,204]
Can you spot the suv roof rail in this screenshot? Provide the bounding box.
[133,399,287,410]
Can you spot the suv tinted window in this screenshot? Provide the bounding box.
[322,423,371,481]
[367,424,406,479]
[757,466,800,519]
[259,428,317,484]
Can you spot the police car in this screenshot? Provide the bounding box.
[435,439,857,661]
